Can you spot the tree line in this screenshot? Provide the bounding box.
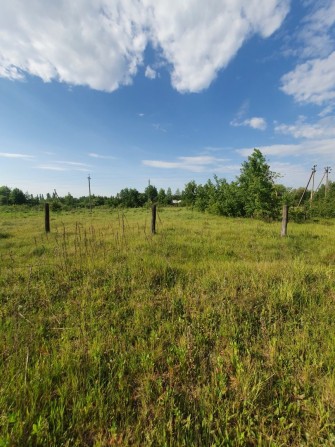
[1,149,335,219]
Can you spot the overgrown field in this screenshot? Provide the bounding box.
[1,207,335,446]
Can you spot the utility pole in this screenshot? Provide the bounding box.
[325,166,332,197]
[88,174,92,212]
[310,165,317,202]
[298,165,317,206]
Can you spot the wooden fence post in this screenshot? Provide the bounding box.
[45,203,50,233]
[151,204,157,234]
[281,204,288,237]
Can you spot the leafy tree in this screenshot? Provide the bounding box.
[117,188,142,207]
[157,188,167,205]
[0,186,11,205]
[237,148,279,219]
[166,187,173,205]
[182,181,198,206]
[64,193,75,207]
[144,185,158,203]
[207,177,244,216]
[9,188,27,205]
[195,180,215,212]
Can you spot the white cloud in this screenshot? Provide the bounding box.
[281,1,335,105]
[146,0,289,92]
[0,0,289,93]
[231,116,267,130]
[143,155,231,172]
[275,116,335,139]
[297,0,335,59]
[36,165,68,171]
[88,152,115,159]
[237,139,335,159]
[145,65,156,79]
[36,161,90,171]
[0,152,34,159]
[281,51,335,105]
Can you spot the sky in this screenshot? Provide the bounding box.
[1,0,335,197]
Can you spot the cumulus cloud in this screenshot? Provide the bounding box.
[231,116,267,130]
[0,0,289,93]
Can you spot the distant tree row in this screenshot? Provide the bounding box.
[0,184,181,209]
[1,149,335,219]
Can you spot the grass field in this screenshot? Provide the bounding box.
[1,206,335,446]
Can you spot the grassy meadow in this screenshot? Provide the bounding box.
[1,206,335,446]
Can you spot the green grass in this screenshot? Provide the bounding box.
[1,207,335,446]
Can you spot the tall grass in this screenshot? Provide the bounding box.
[1,207,335,446]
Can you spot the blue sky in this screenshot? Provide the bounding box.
[1,0,335,197]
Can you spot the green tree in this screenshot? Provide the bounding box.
[157,188,167,205]
[144,185,158,203]
[182,180,198,207]
[166,187,173,205]
[237,148,279,219]
[118,188,142,207]
[0,186,11,205]
[9,188,27,205]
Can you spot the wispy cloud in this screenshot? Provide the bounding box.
[88,152,115,159]
[152,123,167,133]
[0,152,34,159]
[36,164,68,171]
[275,115,335,139]
[36,161,91,172]
[237,139,335,159]
[56,161,90,167]
[231,116,267,130]
[143,155,231,173]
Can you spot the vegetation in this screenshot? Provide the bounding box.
[2,149,335,220]
[1,206,335,445]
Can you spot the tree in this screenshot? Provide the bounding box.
[9,188,27,205]
[157,188,167,205]
[144,185,158,203]
[0,186,11,205]
[166,187,173,205]
[117,188,142,207]
[182,181,198,206]
[237,148,279,219]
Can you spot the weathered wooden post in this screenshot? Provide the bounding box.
[45,203,50,233]
[151,204,157,234]
[281,204,288,237]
